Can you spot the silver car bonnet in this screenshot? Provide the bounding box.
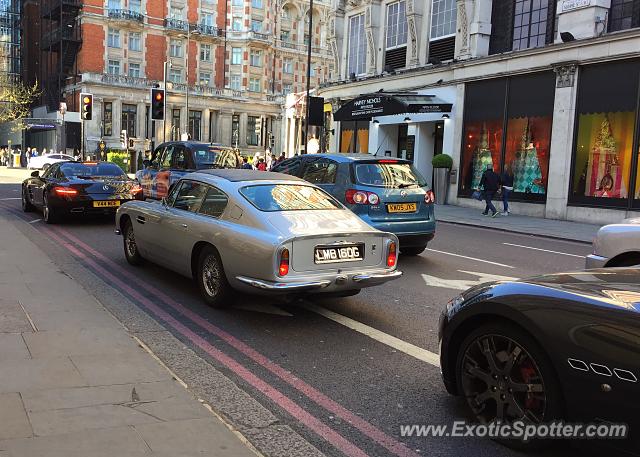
[267,209,374,237]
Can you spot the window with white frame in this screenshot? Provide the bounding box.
[108,59,120,74]
[251,0,262,8]
[169,6,183,19]
[128,32,141,51]
[430,0,456,40]
[251,19,262,32]
[128,62,141,78]
[168,68,182,83]
[283,58,293,73]
[283,83,292,94]
[348,14,366,76]
[386,1,407,49]
[170,39,183,57]
[249,77,261,92]
[232,16,242,30]
[230,74,241,90]
[199,71,212,85]
[201,12,214,26]
[249,49,262,67]
[232,0,243,7]
[107,28,120,48]
[309,64,316,76]
[107,0,120,10]
[129,0,141,13]
[231,47,242,64]
[200,43,212,61]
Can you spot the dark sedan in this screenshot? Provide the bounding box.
[439,268,639,455]
[22,161,143,223]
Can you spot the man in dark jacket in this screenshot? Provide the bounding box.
[479,165,500,217]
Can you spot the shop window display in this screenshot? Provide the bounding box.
[460,73,553,200]
[340,120,369,153]
[504,117,552,195]
[570,60,640,207]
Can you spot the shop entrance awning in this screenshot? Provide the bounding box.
[333,93,452,122]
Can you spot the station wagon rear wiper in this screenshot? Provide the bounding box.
[397,183,419,189]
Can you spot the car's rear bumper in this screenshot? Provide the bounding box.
[586,254,608,269]
[235,269,402,293]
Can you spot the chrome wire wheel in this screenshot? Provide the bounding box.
[125,226,137,258]
[460,334,546,425]
[202,254,222,298]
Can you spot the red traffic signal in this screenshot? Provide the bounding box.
[151,88,165,120]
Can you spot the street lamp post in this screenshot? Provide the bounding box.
[303,0,313,154]
[163,61,168,143]
[180,25,200,140]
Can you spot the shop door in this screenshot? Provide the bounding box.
[397,124,408,159]
[432,120,445,183]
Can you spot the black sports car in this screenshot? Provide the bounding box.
[439,268,639,455]
[22,161,143,223]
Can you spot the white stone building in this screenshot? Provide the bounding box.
[320,0,640,224]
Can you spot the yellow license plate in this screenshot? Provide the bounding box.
[93,200,120,208]
[387,203,417,213]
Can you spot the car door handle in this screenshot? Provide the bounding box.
[180,223,188,228]
[136,215,146,224]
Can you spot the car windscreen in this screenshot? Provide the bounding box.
[354,162,428,188]
[240,184,342,212]
[59,163,126,178]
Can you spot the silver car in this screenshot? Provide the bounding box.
[115,169,402,306]
[586,218,640,268]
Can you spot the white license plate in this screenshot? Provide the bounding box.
[314,243,364,264]
[93,200,120,208]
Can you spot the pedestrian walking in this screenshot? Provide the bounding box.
[479,165,500,217]
[501,165,514,216]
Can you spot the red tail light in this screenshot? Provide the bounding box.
[53,186,78,196]
[345,189,380,205]
[387,241,397,268]
[378,159,398,163]
[424,190,435,204]
[130,184,143,194]
[278,248,290,277]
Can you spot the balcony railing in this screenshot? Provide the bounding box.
[196,23,224,37]
[41,26,81,48]
[248,31,270,42]
[171,83,247,99]
[164,17,189,31]
[108,9,144,23]
[41,0,81,17]
[276,39,330,56]
[82,72,158,88]
[225,30,272,42]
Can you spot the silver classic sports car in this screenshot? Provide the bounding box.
[115,169,402,306]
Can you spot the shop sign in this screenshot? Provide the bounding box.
[561,0,590,12]
[350,96,385,119]
[412,103,453,114]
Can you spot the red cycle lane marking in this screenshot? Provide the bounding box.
[37,225,370,457]
[51,226,421,457]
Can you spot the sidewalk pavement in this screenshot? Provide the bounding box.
[435,204,602,243]
[0,214,258,457]
[0,166,31,184]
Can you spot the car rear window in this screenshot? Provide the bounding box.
[354,162,428,188]
[240,184,342,212]
[193,147,239,169]
[59,163,126,178]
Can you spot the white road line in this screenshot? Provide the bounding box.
[302,302,440,368]
[0,197,21,200]
[28,219,42,224]
[425,248,514,269]
[502,242,586,258]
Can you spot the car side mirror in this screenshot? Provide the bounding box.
[142,159,151,168]
[30,170,39,177]
[41,163,50,172]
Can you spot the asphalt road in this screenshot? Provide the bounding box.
[0,181,593,457]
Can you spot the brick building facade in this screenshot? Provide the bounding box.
[21,0,332,156]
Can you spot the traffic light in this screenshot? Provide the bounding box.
[128,138,134,149]
[269,133,275,149]
[150,88,165,120]
[255,117,262,136]
[80,93,93,120]
[120,130,127,149]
